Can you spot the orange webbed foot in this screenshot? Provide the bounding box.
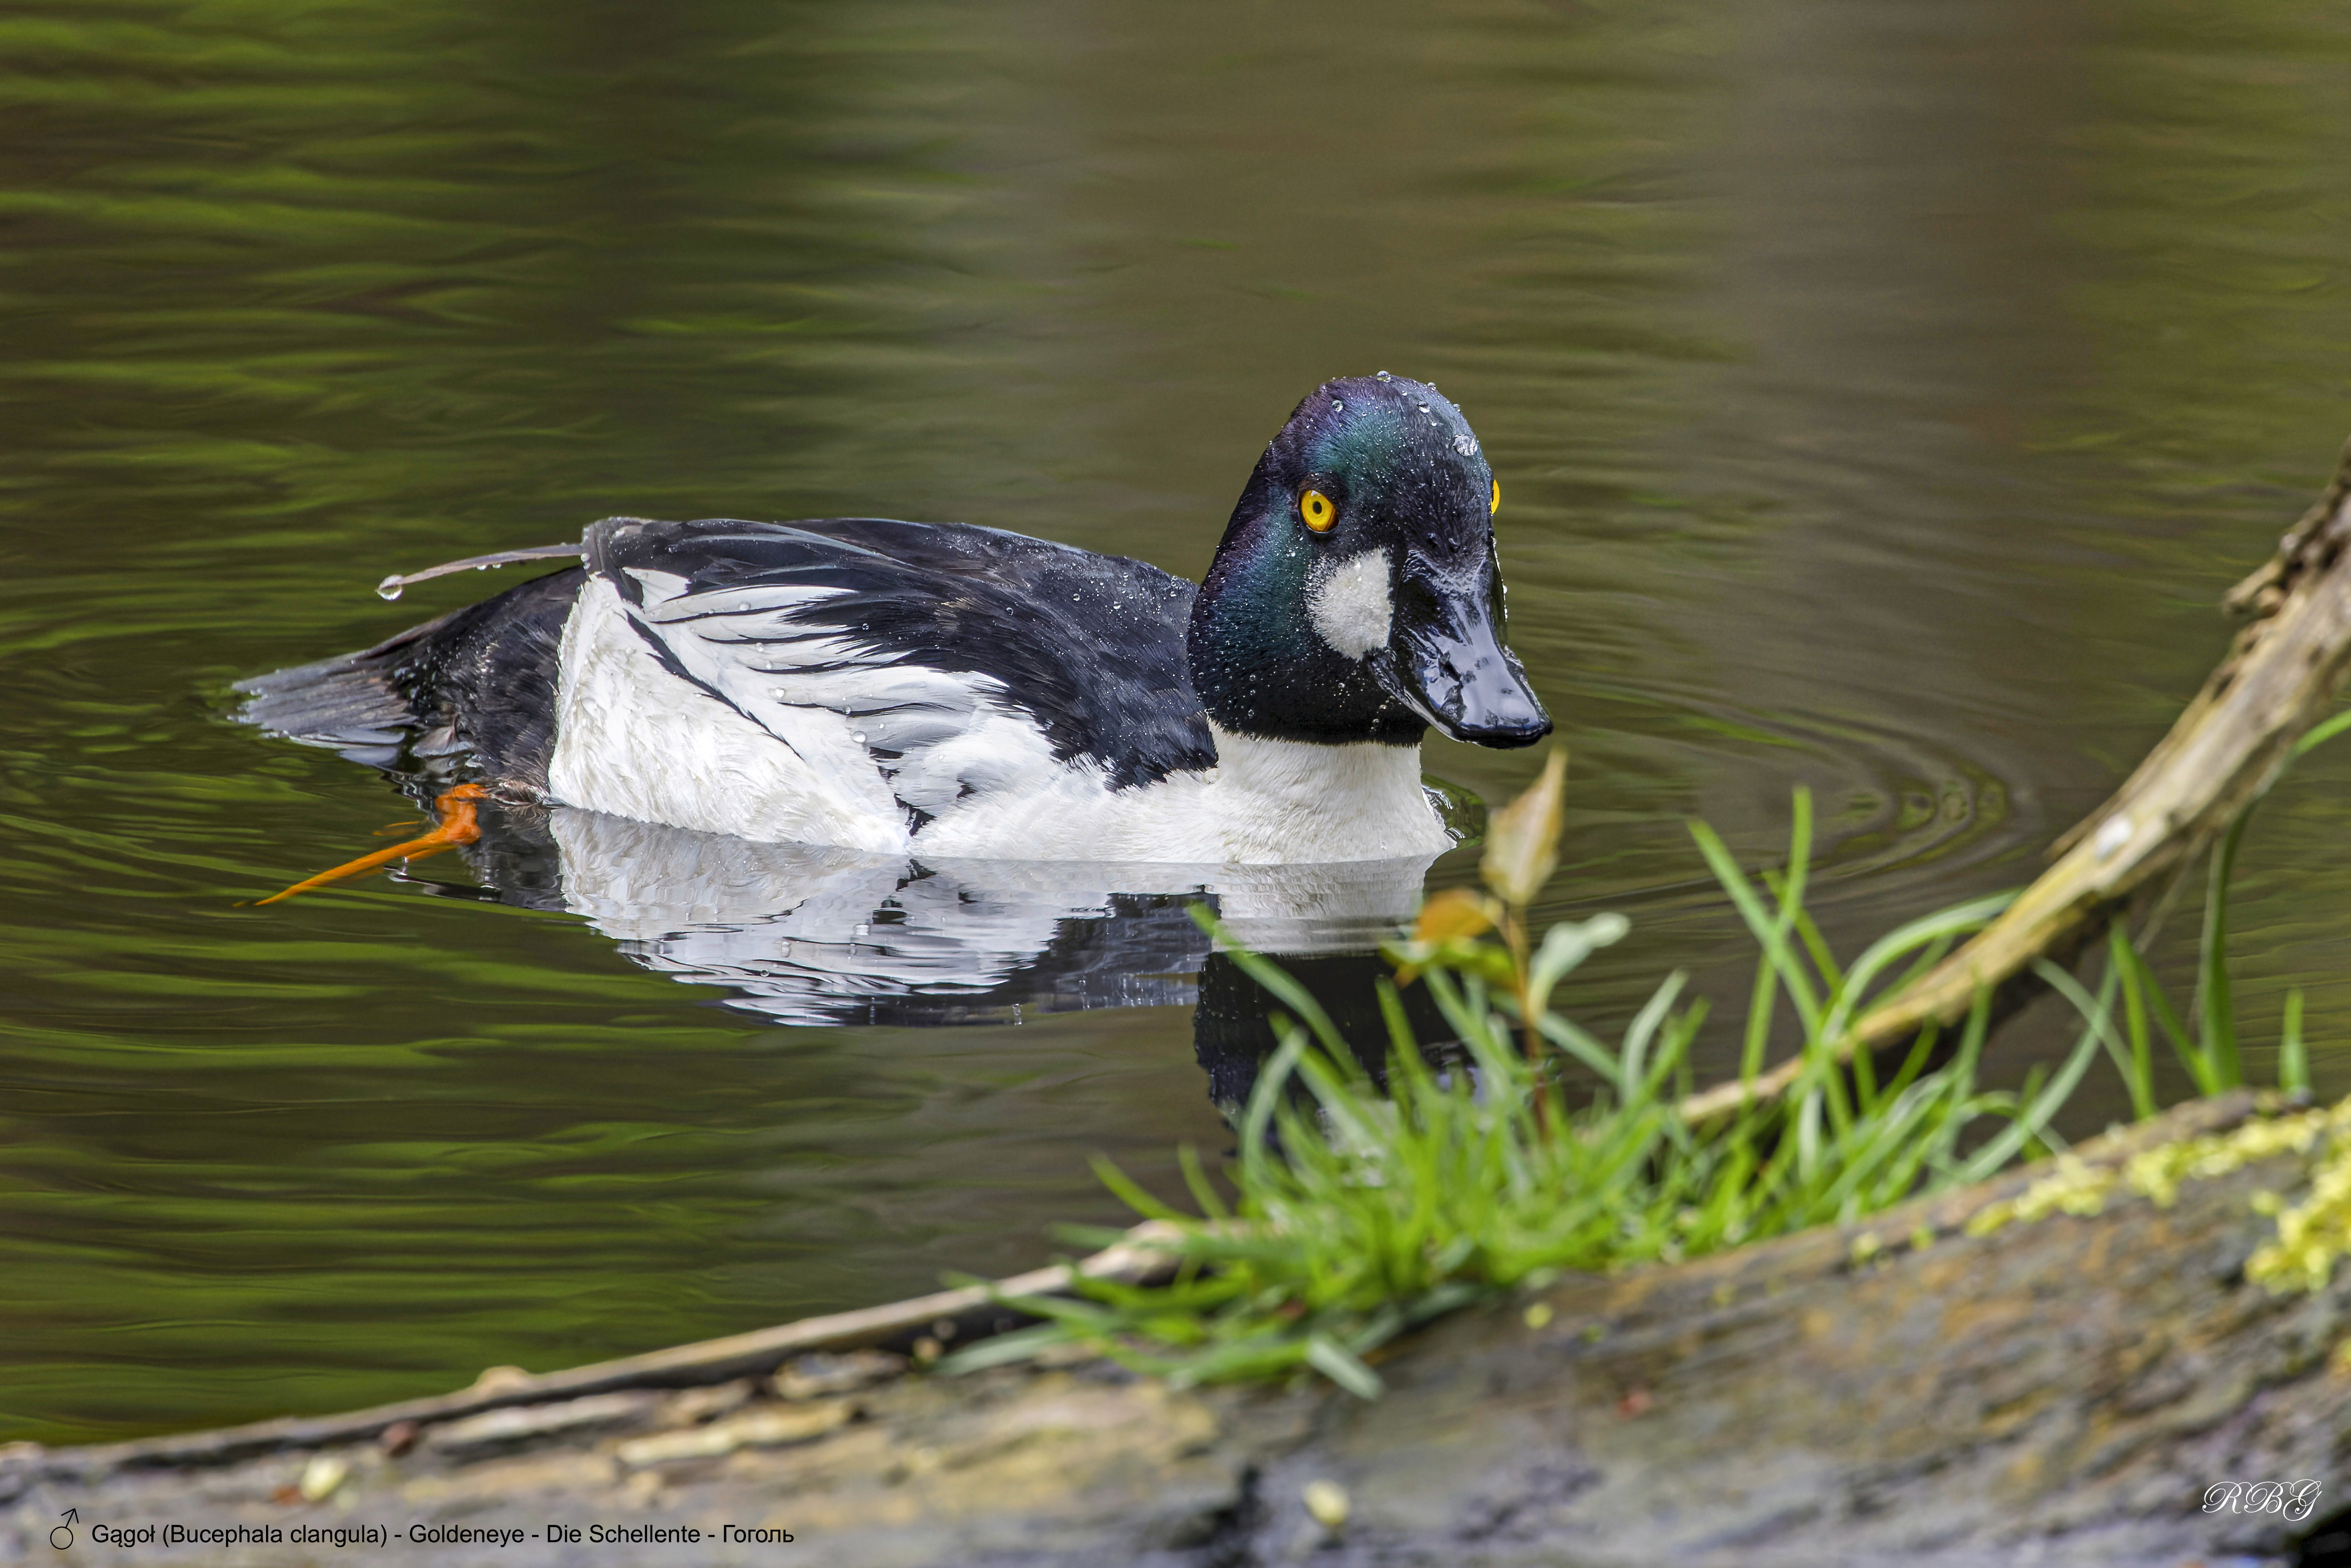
[257,784,490,906]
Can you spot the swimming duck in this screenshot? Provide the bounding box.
[242,373,1550,874]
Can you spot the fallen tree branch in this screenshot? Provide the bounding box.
[1680,439,2351,1122]
[30,1090,2342,1568]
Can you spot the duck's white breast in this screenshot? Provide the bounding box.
[900,726,1451,864]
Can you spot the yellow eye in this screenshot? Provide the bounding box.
[1490,478,1501,515]
[1300,488,1336,532]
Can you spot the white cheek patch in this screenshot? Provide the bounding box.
[1306,548,1393,660]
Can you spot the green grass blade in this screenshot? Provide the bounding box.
[1238,1028,1308,1188]
[1762,864,1842,990]
[1619,972,1686,1110]
[2107,924,2157,1120]
[2114,938,2208,1095]
[2282,988,2310,1096]
[2196,817,2248,1090]
[1191,904,1354,1062]
[1820,892,2014,1044]
[1954,960,2114,1185]
[1688,817,1822,1041]
[1304,1334,1386,1400]
[2291,706,2351,758]
[1088,1154,1188,1223]
[1178,1143,1230,1223]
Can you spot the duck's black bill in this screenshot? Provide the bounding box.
[1381,564,1552,749]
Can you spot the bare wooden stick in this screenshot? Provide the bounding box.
[1680,440,2351,1122]
[19,1222,1184,1480]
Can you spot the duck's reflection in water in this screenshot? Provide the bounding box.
[415,801,1458,1111]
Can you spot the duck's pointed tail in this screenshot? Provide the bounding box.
[234,640,426,770]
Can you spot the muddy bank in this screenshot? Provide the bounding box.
[6,1092,2348,1568]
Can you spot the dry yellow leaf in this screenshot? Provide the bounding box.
[1480,746,1568,908]
[1413,886,1498,944]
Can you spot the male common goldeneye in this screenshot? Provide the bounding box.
[242,372,1550,874]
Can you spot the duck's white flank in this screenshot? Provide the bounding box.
[546,574,1452,864]
[548,576,910,852]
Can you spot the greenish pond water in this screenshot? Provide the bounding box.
[6,0,2351,1444]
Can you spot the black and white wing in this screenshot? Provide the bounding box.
[558,516,1212,844]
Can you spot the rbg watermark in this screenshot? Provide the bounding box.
[2202,1480,2323,1522]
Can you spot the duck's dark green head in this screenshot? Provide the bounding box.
[1187,374,1551,750]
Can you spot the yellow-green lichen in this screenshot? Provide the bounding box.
[1964,1153,2120,1236]
[1964,1098,2351,1278]
[2246,1106,2351,1294]
[2124,1102,2344,1210]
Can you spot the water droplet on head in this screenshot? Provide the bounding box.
[852,731,867,744]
